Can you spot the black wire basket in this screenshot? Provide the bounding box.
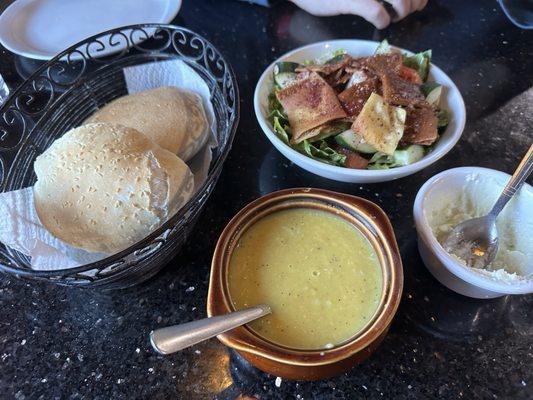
[0,24,239,289]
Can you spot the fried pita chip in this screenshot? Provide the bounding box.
[381,72,425,107]
[353,92,406,155]
[401,105,438,146]
[338,77,379,118]
[276,72,347,143]
[298,120,352,143]
[349,54,402,75]
[325,69,352,92]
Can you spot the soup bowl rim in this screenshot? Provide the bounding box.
[207,187,403,367]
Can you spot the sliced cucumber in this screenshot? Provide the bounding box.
[426,86,442,107]
[392,145,425,166]
[420,82,442,107]
[274,73,297,89]
[274,62,300,74]
[273,62,300,89]
[335,130,377,154]
[420,82,439,96]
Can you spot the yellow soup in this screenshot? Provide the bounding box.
[228,208,383,350]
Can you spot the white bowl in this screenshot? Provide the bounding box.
[254,40,466,183]
[413,167,533,298]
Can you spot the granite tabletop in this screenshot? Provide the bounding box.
[0,0,532,399]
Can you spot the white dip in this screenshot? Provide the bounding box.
[425,172,533,283]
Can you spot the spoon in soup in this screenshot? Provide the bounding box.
[150,304,271,354]
[444,144,533,269]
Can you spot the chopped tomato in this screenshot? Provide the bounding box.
[334,145,369,169]
[400,65,422,85]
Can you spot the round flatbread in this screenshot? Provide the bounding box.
[85,86,208,161]
[34,123,194,254]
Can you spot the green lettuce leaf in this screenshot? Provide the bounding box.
[303,49,347,66]
[375,39,392,54]
[293,140,346,166]
[403,50,432,82]
[268,90,284,112]
[367,152,393,169]
[271,114,290,144]
[367,145,425,169]
[268,89,291,144]
[436,109,450,128]
[319,49,347,64]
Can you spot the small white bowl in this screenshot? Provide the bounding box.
[254,40,466,183]
[414,167,533,298]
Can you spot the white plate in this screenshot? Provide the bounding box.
[253,40,466,183]
[0,0,182,60]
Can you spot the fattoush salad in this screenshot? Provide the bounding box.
[268,40,450,170]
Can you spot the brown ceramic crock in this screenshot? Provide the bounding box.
[207,188,403,380]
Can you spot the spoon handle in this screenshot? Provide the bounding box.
[489,144,533,218]
[149,305,271,355]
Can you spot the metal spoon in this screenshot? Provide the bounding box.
[444,144,533,269]
[149,305,271,354]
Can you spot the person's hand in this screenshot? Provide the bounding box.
[289,0,428,29]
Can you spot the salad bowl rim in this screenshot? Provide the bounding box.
[253,39,466,182]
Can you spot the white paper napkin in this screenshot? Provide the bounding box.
[0,59,217,270]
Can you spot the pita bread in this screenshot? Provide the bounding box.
[85,86,208,161]
[33,123,194,254]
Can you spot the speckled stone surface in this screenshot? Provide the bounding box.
[0,0,532,399]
